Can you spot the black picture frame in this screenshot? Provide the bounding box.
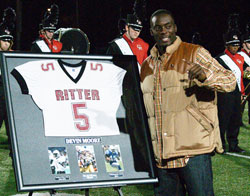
[0,52,157,192]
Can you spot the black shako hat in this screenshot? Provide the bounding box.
[126,14,143,31]
[40,4,59,31]
[0,26,13,41]
[0,7,16,41]
[223,13,241,46]
[223,29,241,46]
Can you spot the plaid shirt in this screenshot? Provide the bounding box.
[151,36,236,169]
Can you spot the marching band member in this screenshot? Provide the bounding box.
[106,14,149,72]
[31,4,62,53]
[239,23,250,125]
[216,14,245,153]
[0,7,16,157]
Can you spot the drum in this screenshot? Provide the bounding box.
[54,28,90,54]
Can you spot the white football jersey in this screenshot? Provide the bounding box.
[12,59,127,136]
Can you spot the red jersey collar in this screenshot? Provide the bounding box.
[225,49,238,58]
[39,34,53,44]
[123,33,139,44]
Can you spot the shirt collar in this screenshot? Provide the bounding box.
[225,49,236,57]
[123,33,139,44]
[150,36,182,58]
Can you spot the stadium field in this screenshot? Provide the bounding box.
[0,109,249,196]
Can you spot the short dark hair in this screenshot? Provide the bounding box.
[150,9,175,27]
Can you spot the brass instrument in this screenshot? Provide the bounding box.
[241,71,250,104]
[243,70,250,80]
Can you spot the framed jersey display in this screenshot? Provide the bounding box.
[0,52,157,192]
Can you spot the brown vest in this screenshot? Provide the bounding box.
[140,42,223,162]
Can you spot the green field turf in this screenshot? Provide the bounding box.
[0,109,249,196]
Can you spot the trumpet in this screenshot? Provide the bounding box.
[243,70,250,80]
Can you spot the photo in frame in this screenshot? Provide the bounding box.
[0,52,157,192]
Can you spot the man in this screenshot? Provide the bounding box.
[106,14,149,72]
[107,14,150,170]
[216,24,246,153]
[0,7,15,52]
[0,7,16,156]
[239,24,250,125]
[0,30,13,136]
[140,9,236,196]
[31,4,62,53]
[0,39,13,51]
[104,145,123,171]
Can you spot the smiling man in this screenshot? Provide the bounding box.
[140,9,237,196]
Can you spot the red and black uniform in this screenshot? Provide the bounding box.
[122,34,149,65]
[241,48,250,88]
[31,34,62,53]
[106,33,149,66]
[241,48,250,56]
[225,49,245,94]
[240,49,250,123]
[216,49,245,150]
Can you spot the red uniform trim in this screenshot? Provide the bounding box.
[225,49,245,94]
[40,34,62,53]
[122,34,149,65]
[241,49,250,56]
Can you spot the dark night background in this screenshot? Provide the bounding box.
[0,0,249,57]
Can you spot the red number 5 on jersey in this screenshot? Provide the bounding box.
[91,63,103,71]
[41,63,55,71]
[72,103,90,131]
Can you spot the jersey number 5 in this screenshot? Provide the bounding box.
[41,63,55,71]
[72,103,89,131]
